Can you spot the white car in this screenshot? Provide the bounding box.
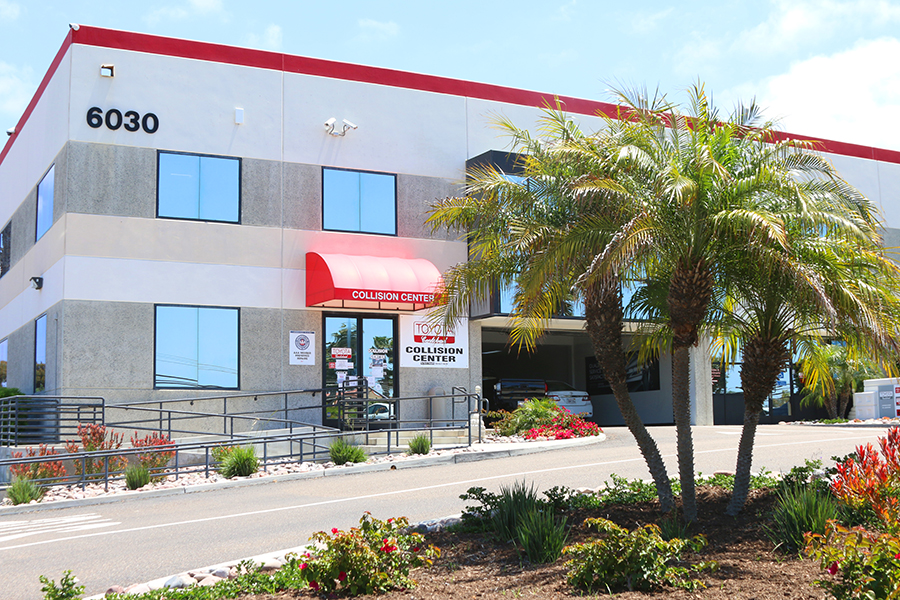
[545,380,594,418]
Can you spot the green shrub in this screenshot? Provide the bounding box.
[39,570,84,600]
[329,438,367,465]
[7,476,44,505]
[407,433,431,455]
[124,465,150,490]
[542,485,604,512]
[493,480,543,542]
[458,486,501,531]
[219,445,259,478]
[598,474,659,505]
[564,517,712,592]
[491,399,560,436]
[516,509,568,563]
[766,482,840,554]
[806,521,900,600]
[211,444,235,463]
[297,513,440,595]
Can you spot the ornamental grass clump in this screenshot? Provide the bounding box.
[7,476,44,505]
[219,445,259,478]
[492,480,543,543]
[406,433,431,455]
[296,513,439,595]
[330,438,367,465]
[516,508,568,563]
[124,464,150,490]
[767,481,839,554]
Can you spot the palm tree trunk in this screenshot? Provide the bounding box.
[727,334,789,516]
[585,278,675,513]
[838,391,851,419]
[672,345,697,522]
[726,407,760,516]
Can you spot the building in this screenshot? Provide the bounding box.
[1,25,898,428]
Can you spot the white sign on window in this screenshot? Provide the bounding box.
[399,313,468,369]
[289,331,315,366]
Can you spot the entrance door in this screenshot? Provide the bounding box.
[323,315,396,427]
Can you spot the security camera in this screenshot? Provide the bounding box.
[5,127,14,137]
[324,117,336,129]
[342,119,357,130]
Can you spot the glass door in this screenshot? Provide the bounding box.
[323,315,396,427]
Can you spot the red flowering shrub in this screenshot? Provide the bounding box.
[64,423,126,480]
[523,408,601,440]
[805,427,900,598]
[10,444,66,482]
[296,512,439,595]
[130,431,175,476]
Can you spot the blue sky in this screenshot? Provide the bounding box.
[1,0,899,151]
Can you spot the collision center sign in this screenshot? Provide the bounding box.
[399,314,468,368]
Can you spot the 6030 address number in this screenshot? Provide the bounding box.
[86,107,159,134]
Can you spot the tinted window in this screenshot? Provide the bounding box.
[34,315,46,392]
[155,305,239,388]
[36,165,54,240]
[0,221,10,278]
[546,380,577,392]
[323,168,396,235]
[0,337,7,387]
[158,152,240,223]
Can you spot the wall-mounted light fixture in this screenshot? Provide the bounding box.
[324,118,358,137]
[30,276,43,290]
[100,64,115,78]
[5,127,13,137]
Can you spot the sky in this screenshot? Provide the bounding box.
[0,0,898,151]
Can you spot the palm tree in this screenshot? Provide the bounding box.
[713,146,900,515]
[800,343,883,420]
[427,108,677,512]
[599,84,813,521]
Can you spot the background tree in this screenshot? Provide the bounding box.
[801,343,885,420]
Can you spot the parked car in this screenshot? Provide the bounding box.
[490,378,593,418]
[545,380,594,417]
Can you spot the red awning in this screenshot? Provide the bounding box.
[306,252,442,311]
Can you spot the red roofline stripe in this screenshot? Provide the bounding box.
[2,25,899,169]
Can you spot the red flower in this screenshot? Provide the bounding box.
[331,527,339,535]
[338,571,347,581]
[310,581,320,590]
[827,562,839,575]
[412,546,420,552]
[895,552,900,560]
[300,563,308,570]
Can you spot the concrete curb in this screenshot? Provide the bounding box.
[0,434,607,516]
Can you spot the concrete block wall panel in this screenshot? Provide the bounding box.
[468,321,483,398]
[396,174,459,241]
[0,46,71,227]
[64,142,156,218]
[882,227,900,257]
[283,163,322,231]
[281,309,324,392]
[239,307,283,393]
[283,73,468,180]
[69,45,284,162]
[399,364,472,425]
[60,300,154,393]
[878,160,900,229]
[50,144,67,230]
[241,158,284,228]
[10,188,37,270]
[6,318,35,394]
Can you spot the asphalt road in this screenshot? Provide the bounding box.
[0,424,890,599]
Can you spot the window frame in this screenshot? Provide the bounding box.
[321,167,398,236]
[0,337,8,388]
[156,150,242,224]
[153,304,241,390]
[35,164,55,241]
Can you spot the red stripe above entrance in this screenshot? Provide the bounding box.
[306,252,442,311]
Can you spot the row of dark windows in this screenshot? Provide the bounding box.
[0,153,400,281]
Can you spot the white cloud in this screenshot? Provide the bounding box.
[672,34,724,77]
[750,38,900,150]
[629,7,674,34]
[553,0,577,22]
[0,61,34,126]
[0,0,20,21]
[733,0,900,56]
[144,0,224,25]
[356,18,399,42]
[244,24,282,51]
